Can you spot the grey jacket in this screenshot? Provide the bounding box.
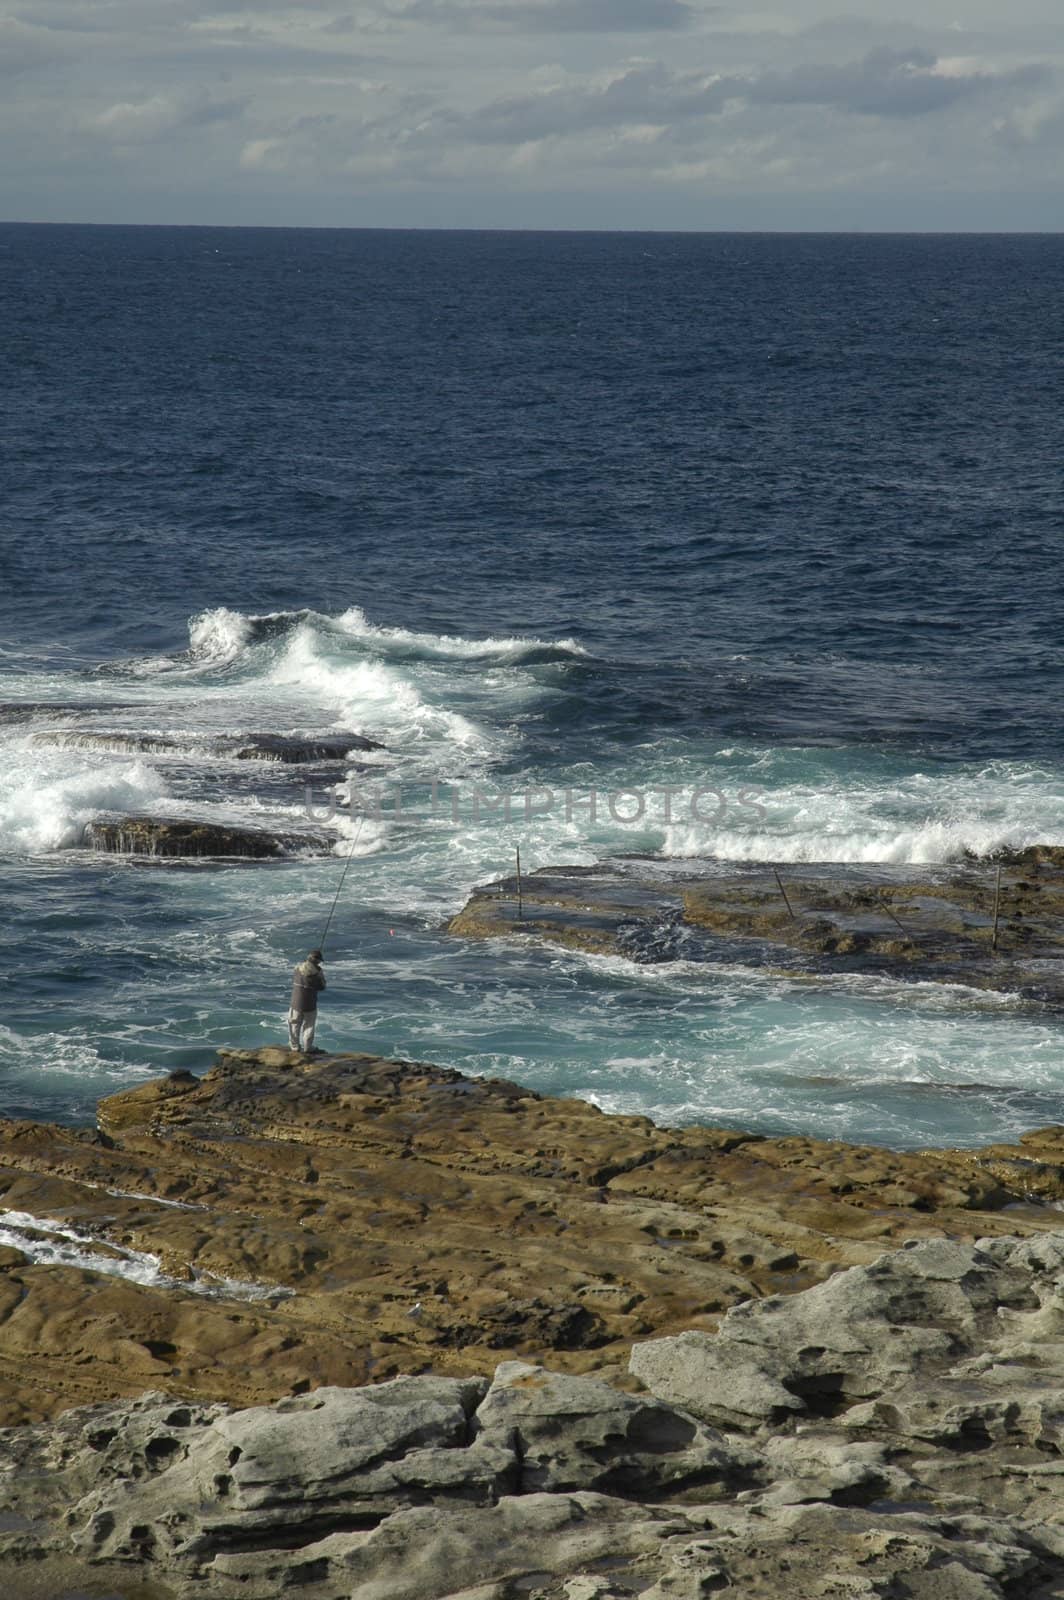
[291,959,326,1013]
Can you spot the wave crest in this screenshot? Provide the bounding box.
[333,606,588,665]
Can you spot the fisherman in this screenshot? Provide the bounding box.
[288,949,326,1053]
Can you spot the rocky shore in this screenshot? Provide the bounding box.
[448,848,1064,1004]
[1,1052,1063,1596]
[3,1231,1064,1598]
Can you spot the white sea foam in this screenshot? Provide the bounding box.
[0,1209,291,1302]
[265,622,492,753]
[577,950,1028,1013]
[104,1188,203,1210]
[329,811,390,857]
[558,994,1064,1148]
[0,751,168,853]
[188,606,256,662]
[661,820,1051,864]
[660,765,1064,866]
[0,1026,157,1090]
[334,605,588,664]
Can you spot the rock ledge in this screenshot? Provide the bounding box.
[1,1232,1063,1598]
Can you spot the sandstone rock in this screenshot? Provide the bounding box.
[0,1375,723,1597]
[3,1269,1064,1600]
[630,1235,1051,1430]
[0,1050,1062,1425]
[473,1360,756,1498]
[628,1329,802,1430]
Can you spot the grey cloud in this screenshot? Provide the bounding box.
[452,61,725,143]
[85,91,246,142]
[992,95,1064,149]
[2,0,1062,225]
[181,0,341,12]
[446,46,1052,145]
[385,0,698,31]
[10,1,178,36]
[0,15,73,72]
[751,47,1052,117]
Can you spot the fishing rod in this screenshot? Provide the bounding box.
[318,812,367,952]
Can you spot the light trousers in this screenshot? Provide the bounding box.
[288,1009,317,1052]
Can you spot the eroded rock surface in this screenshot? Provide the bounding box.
[449,852,1064,1003]
[1,1051,1063,1426]
[2,1235,1064,1598]
[631,1232,1064,1432]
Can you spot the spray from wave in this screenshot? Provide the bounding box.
[81,605,584,766]
[188,606,257,662]
[0,753,168,854]
[263,621,489,751]
[662,795,1064,866]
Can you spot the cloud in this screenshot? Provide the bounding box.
[0,15,72,74]
[85,93,246,143]
[992,90,1064,147]
[433,46,1052,146]
[0,0,1061,225]
[384,0,698,32]
[750,47,1052,118]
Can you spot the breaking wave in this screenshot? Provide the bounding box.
[0,753,168,854]
[262,622,488,750]
[181,605,587,671]
[73,605,587,766]
[658,759,1064,866]
[662,817,1062,865]
[332,606,589,665]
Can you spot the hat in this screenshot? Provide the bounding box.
[309,949,324,962]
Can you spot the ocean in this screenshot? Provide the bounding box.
[2,223,1062,1148]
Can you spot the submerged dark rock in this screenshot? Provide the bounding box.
[225,732,383,762]
[34,730,187,756]
[0,702,135,724]
[33,729,382,762]
[449,854,1064,1005]
[82,817,329,858]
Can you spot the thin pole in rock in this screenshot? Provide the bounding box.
[991,863,1003,952]
[516,845,524,919]
[773,868,797,922]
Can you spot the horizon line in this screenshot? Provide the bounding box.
[2,219,1063,237]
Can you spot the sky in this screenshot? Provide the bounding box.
[2,0,1063,229]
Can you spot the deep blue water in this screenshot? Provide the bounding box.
[1,224,1063,1146]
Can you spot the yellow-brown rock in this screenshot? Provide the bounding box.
[0,1047,1062,1425]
